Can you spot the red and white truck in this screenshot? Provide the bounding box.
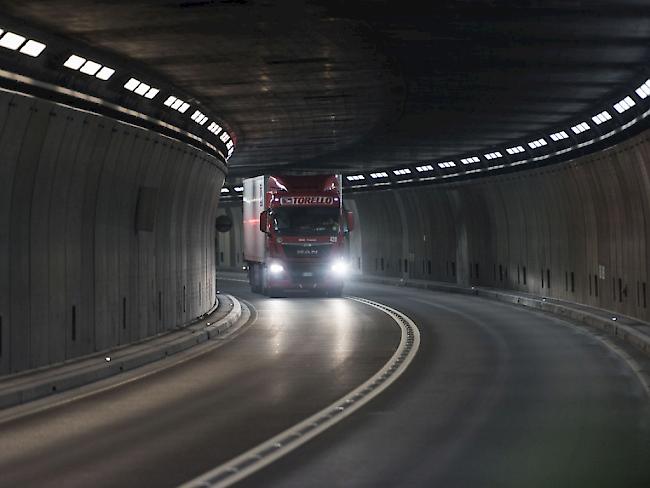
[243,174,354,297]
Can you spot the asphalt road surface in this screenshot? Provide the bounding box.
[0,278,648,488]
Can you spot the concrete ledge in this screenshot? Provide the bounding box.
[354,275,650,358]
[0,295,243,410]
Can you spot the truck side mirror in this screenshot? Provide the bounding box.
[346,211,355,232]
[259,210,269,233]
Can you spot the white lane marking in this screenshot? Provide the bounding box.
[179,296,421,488]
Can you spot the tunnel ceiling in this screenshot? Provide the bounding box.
[2,0,650,177]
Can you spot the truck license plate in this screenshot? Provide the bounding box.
[302,272,313,277]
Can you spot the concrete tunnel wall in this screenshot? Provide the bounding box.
[219,126,650,323]
[0,90,226,374]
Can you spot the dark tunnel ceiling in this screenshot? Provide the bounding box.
[2,0,650,177]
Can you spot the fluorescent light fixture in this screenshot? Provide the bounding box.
[370,172,389,178]
[635,79,650,99]
[591,110,612,125]
[19,39,46,57]
[199,115,208,125]
[484,151,503,160]
[549,131,569,141]
[220,188,230,193]
[95,66,115,80]
[234,186,244,192]
[346,175,365,181]
[80,60,101,75]
[228,148,234,157]
[124,78,140,91]
[134,82,150,96]
[208,122,223,135]
[226,140,234,150]
[393,168,411,175]
[220,132,231,143]
[416,165,434,172]
[0,31,26,50]
[165,96,190,113]
[506,145,525,155]
[614,96,635,113]
[144,87,159,99]
[438,161,455,168]
[64,54,86,70]
[571,122,590,134]
[191,110,202,121]
[460,156,480,165]
[528,138,547,149]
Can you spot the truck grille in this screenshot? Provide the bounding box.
[282,243,334,259]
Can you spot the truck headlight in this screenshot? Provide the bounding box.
[269,262,284,275]
[330,259,348,277]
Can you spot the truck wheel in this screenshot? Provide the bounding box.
[250,264,262,293]
[327,287,343,298]
[265,287,284,298]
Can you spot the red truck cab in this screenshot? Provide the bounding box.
[243,175,354,297]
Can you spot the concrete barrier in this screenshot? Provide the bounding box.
[0,295,243,409]
[354,275,650,358]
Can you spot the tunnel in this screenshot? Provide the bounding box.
[0,2,649,487]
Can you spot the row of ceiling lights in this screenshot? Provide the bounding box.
[343,77,650,184]
[0,25,234,160]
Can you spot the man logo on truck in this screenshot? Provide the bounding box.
[280,196,334,206]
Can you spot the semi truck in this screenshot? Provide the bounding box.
[242,174,354,297]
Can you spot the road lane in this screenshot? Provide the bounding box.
[241,281,650,488]
[0,281,400,488]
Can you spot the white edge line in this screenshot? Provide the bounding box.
[179,296,421,488]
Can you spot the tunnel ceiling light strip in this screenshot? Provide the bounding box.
[415,164,434,172]
[219,131,231,143]
[191,109,209,125]
[207,121,223,136]
[63,54,115,81]
[220,188,230,193]
[164,95,190,113]
[346,174,365,181]
[571,122,590,134]
[20,39,47,57]
[234,186,244,192]
[484,151,503,160]
[0,30,47,57]
[460,156,480,165]
[549,130,569,141]
[592,110,612,125]
[614,96,636,114]
[506,145,525,154]
[438,161,456,168]
[393,168,411,175]
[0,31,26,50]
[635,79,650,99]
[123,77,160,100]
[528,138,547,149]
[370,172,389,178]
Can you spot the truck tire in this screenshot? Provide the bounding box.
[251,264,262,294]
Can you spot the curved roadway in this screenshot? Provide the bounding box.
[0,279,649,487]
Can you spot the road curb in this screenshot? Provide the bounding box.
[355,276,650,358]
[0,295,243,410]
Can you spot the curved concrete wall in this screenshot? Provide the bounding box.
[0,90,225,374]
[349,127,650,322]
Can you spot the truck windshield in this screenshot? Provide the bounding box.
[272,207,340,236]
